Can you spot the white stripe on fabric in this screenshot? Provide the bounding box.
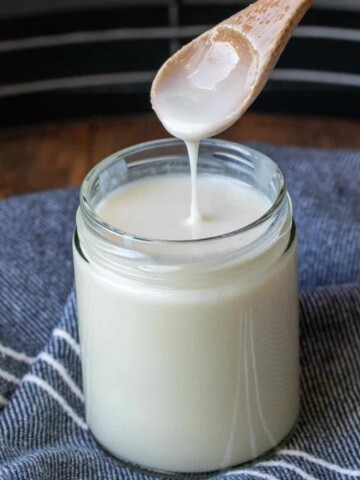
[226,469,278,479]
[0,394,8,406]
[38,353,84,402]
[0,343,36,365]
[0,368,21,385]
[23,374,87,430]
[270,69,360,87]
[260,461,319,480]
[53,329,81,357]
[281,450,360,477]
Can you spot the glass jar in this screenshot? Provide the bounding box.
[73,139,299,475]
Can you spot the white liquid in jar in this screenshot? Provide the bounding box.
[75,166,299,473]
[97,174,270,241]
[75,199,299,472]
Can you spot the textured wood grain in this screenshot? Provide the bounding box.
[0,112,359,199]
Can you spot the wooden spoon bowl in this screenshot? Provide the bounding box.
[151,0,312,140]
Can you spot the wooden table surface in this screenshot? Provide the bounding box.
[0,112,359,199]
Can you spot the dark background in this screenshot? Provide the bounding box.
[0,0,359,128]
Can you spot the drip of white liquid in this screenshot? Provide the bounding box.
[185,140,201,225]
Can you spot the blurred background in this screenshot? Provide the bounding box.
[0,0,359,198]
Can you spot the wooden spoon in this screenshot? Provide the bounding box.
[151,0,312,141]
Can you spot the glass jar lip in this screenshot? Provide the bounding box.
[80,138,286,246]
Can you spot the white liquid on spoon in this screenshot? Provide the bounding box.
[153,31,258,141]
[152,29,259,227]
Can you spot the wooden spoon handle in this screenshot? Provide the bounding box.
[224,0,312,58]
[215,0,313,123]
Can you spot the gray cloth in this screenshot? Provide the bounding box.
[0,143,359,479]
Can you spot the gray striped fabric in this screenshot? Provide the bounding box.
[0,143,359,479]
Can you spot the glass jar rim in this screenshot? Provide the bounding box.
[80,138,286,246]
